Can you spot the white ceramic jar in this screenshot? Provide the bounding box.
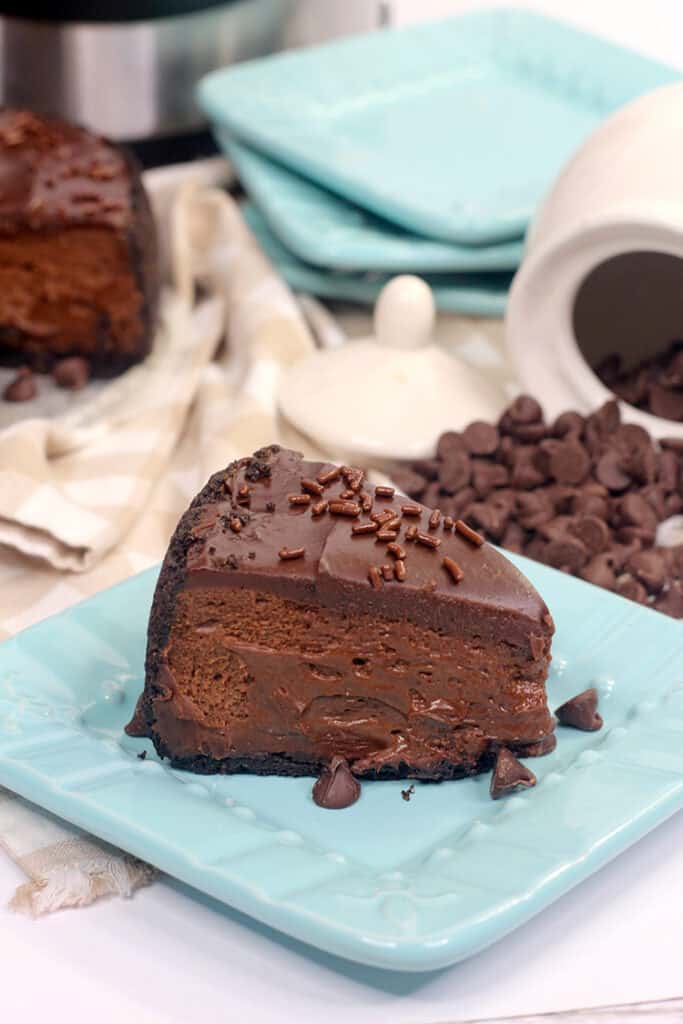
[506,81,683,439]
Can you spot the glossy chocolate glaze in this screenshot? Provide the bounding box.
[129,447,556,779]
[0,109,158,372]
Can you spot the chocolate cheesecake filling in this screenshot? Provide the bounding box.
[129,447,555,780]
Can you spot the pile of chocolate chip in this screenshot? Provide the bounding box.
[596,341,683,422]
[392,397,683,619]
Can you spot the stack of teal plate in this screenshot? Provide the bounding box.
[198,9,677,317]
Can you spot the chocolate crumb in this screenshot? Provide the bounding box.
[247,551,256,560]
[3,366,36,402]
[229,517,242,534]
[266,501,276,513]
[137,750,147,760]
[490,748,537,799]
[555,687,603,731]
[52,356,90,390]
[312,756,361,810]
[401,784,415,802]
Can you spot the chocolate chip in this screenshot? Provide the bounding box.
[588,399,621,436]
[544,536,589,573]
[618,493,658,534]
[436,431,466,460]
[468,501,508,541]
[438,451,471,493]
[510,421,548,442]
[595,451,631,492]
[626,549,667,592]
[462,421,499,456]
[411,458,440,481]
[656,580,683,617]
[580,553,616,590]
[569,515,610,554]
[656,450,680,492]
[501,521,526,553]
[312,756,361,809]
[391,467,426,499]
[52,356,90,390]
[571,491,609,519]
[614,573,649,605]
[511,447,546,489]
[555,688,603,731]
[552,410,585,438]
[2,366,36,402]
[507,394,543,425]
[548,439,591,486]
[648,382,683,421]
[471,459,509,497]
[516,491,555,530]
[489,748,537,800]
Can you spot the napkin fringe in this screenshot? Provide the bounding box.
[9,854,157,917]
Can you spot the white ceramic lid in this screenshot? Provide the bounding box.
[278,276,504,462]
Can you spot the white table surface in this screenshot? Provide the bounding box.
[0,803,681,1023]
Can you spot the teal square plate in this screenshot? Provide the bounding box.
[243,202,511,317]
[224,135,524,273]
[198,9,678,244]
[0,555,682,971]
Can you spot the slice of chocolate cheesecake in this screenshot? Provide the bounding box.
[127,447,556,780]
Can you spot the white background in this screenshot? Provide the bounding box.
[1,3,682,1022]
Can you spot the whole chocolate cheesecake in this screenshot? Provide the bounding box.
[0,109,158,376]
[127,447,556,780]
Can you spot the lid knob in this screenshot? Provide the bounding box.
[374,275,435,350]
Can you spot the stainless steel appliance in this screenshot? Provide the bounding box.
[0,1,385,150]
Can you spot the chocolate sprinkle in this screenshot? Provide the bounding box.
[375,485,395,499]
[490,748,537,799]
[401,504,422,517]
[416,531,441,549]
[368,566,383,589]
[443,556,464,583]
[300,477,324,496]
[394,559,407,581]
[288,494,311,506]
[278,546,305,561]
[377,529,400,542]
[555,687,603,731]
[381,564,394,581]
[312,756,361,810]
[317,466,342,486]
[428,509,442,530]
[329,500,361,517]
[352,521,379,535]
[387,542,406,560]
[405,525,418,541]
[311,499,328,516]
[455,519,485,546]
